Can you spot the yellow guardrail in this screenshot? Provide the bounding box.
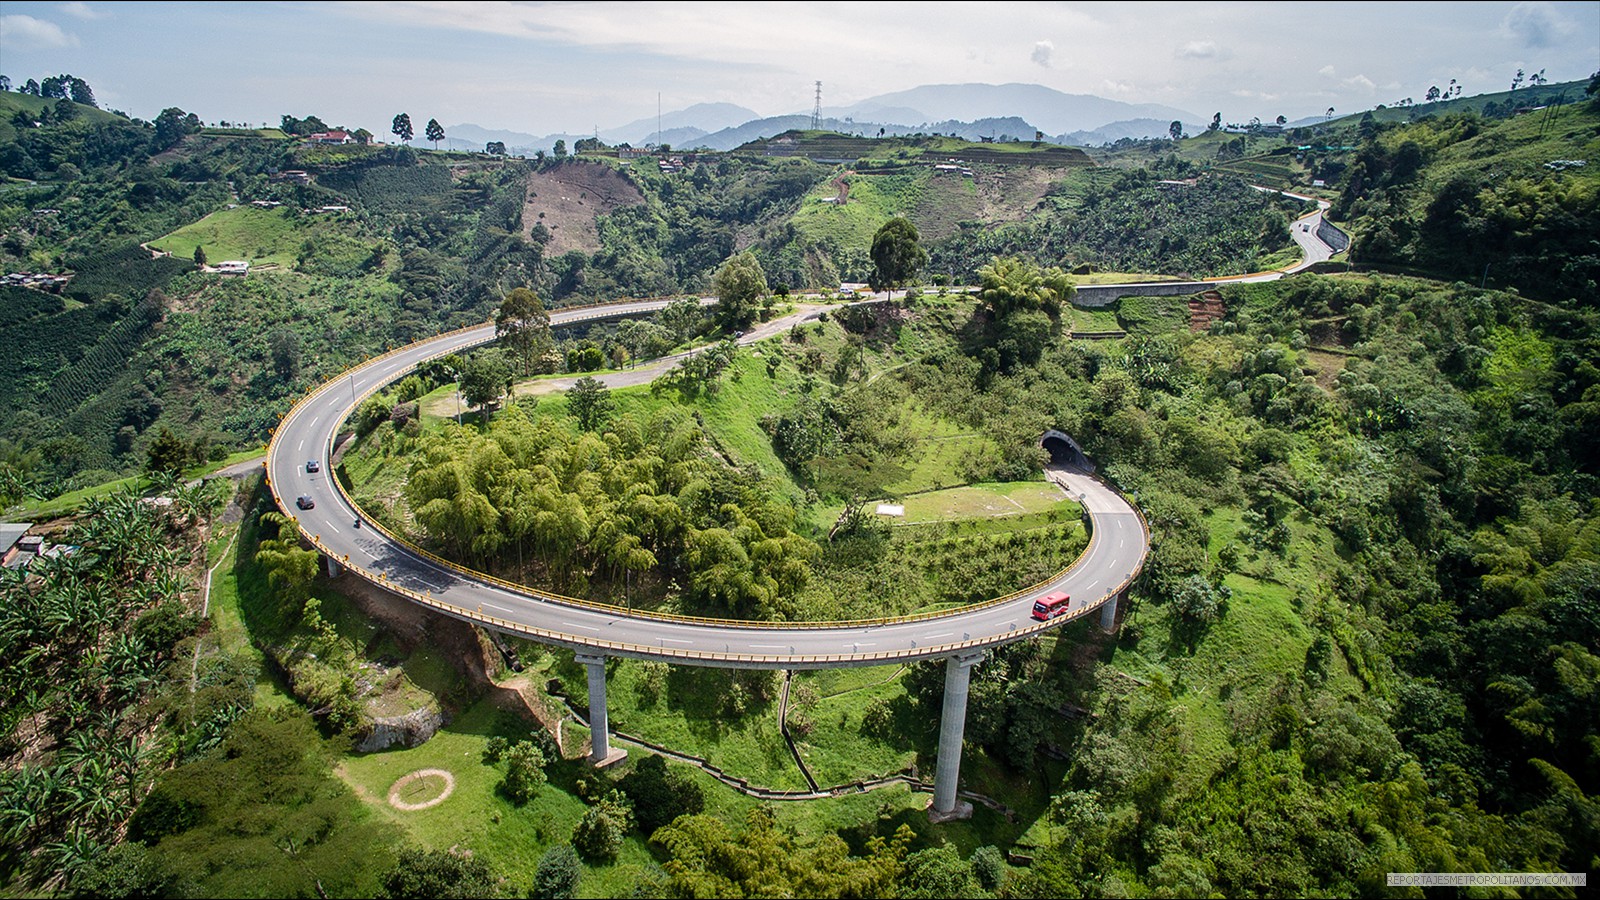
[267,298,1152,659]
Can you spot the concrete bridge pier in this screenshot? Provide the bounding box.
[325,556,342,578]
[1100,592,1119,633]
[929,650,986,822]
[574,653,627,767]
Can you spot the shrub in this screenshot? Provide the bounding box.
[572,796,632,862]
[970,845,1006,890]
[531,844,581,900]
[500,740,547,804]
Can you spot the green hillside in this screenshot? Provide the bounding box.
[0,91,121,145]
[148,205,383,270]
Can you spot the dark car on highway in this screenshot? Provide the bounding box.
[306,460,321,473]
[296,495,315,510]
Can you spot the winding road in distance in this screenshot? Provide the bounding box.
[266,300,1149,670]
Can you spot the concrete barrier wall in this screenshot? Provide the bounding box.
[1074,281,1209,307]
[1317,218,1351,252]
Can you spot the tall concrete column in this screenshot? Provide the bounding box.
[1100,592,1119,632]
[324,556,342,578]
[574,653,626,767]
[930,651,985,822]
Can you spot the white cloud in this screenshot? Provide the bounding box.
[0,14,79,49]
[1031,40,1053,68]
[1101,79,1136,95]
[1176,40,1220,60]
[1501,1,1573,48]
[1343,74,1376,92]
[1318,65,1336,77]
[58,2,107,20]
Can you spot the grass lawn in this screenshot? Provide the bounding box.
[582,656,810,792]
[790,665,919,786]
[893,480,1073,524]
[148,205,309,266]
[1068,304,1124,332]
[1118,295,1192,334]
[334,697,657,898]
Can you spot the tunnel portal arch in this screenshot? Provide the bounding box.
[1041,429,1094,472]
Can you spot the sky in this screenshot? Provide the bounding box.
[2,1,1597,137]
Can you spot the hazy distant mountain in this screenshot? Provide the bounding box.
[1056,117,1193,147]
[821,104,931,127]
[442,85,1199,156]
[443,123,542,151]
[601,102,760,146]
[836,83,1196,137]
[639,126,705,149]
[685,114,1044,152]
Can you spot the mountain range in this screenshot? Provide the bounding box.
[444,82,1201,154]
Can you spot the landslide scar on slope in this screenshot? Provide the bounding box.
[523,162,645,257]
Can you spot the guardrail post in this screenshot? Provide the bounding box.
[574,653,627,768]
[1100,593,1118,633]
[930,650,985,822]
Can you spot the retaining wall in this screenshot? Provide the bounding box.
[1316,218,1351,252]
[1074,281,1210,307]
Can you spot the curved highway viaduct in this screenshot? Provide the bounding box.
[266,299,1148,820]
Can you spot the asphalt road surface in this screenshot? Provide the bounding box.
[266,300,1149,669]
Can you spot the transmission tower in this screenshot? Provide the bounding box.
[811,81,822,130]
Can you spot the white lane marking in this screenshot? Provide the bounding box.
[1119,539,1125,549]
[927,632,954,639]
[298,440,305,452]
[560,622,599,631]
[855,642,877,648]
[750,644,788,649]
[482,602,515,614]
[660,638,692,645]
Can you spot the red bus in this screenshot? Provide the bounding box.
[1031,592,1071,621]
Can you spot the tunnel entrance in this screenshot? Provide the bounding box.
[1040,429,1093,472]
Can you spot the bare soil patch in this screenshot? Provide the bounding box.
[524,162,644,257]
[1304,349,1349,390]
[971,166,1057,224]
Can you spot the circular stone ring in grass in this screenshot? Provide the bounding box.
[388,768,456,811]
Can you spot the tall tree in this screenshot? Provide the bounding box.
[425,118,445,150]
[1169,120,1183,141]
[495,287,553,375]
[152,107,200,150]
[392,112,414,144]
[1208,112,1222,132]
[552,139,567,159]
[66,77,95,107]
[711,251,768,332]
[192,245,207,268]
[460,350,513,417]
[868,217,927,300]
[566,377,615,433]
[144,428,188,476]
